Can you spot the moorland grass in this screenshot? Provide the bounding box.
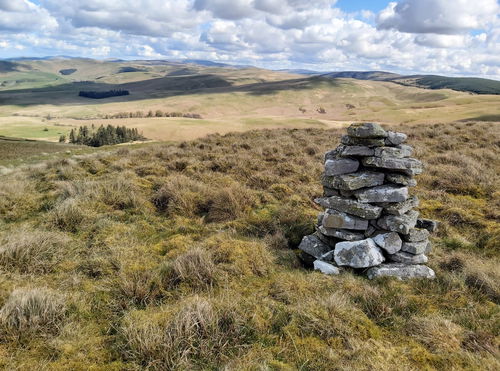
[0,121,498,369]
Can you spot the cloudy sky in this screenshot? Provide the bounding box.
[1,0,499,78]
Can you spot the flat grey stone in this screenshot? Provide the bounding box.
[313,260,340,275]
[298,234,331,259]
[322,171,385,191]
[401,240,428,255]
[416,218,439,233]
[334,238,385,268]
[385,131,407,146]
[374,145,413,158]
[403,228,430,242]
[317,225,365,241]
[315,196,382,219]
[355,185,409,203]
[322,209,369,230]
[389,251,428,264]
[373,232,402,254]
[323,186,340,197]
[347,123,387,138]
[341,135,385,147]
[367,263,435,280]
[324,148,341,162]
[362,156,423,175]
[377,210,419,234]
[386,173,417,187]
[324,158,359,176]
[339,145,375,157]
[380,195,419,216]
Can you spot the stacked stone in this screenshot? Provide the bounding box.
[299,122,437,279]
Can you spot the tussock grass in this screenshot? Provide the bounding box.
[0,227,71,273]
[0,288,66,338]
[160,247,216,290]
[0,121,498,369]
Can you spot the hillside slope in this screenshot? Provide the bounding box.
[0,122,498,369]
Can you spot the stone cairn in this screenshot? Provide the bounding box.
[299,122,438,279]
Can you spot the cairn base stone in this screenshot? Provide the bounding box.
[298,235,331,259]
[334,238,385,268]
[389,251,428,264]
[313,260,340,275]
[367,264,435,280]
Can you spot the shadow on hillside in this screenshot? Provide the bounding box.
[0,73,338,106]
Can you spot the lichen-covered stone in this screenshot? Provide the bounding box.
[389,251,428,264]
[322,209,369,230]
[347,122,388,138]
[377,210,419,234]
[403,228,430,242]
[374,145,413,158]
[362,156,423,175]
[298,234,331,259]
[324,158,359,176]
[317,225,365,241]
[355,185,409,203]
[339,145,375,157]
[385,131,407,146]
[341,135,386,147]
[386,173,417,187]
[322,171,385,191]
[401,240,428,255]
[367,263,435,280]
[379,196,419,216]
[313,260,340,275]
[315,196,382,219]
[334,238,385,268]
[373,232,402,254]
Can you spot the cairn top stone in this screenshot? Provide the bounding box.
[347,123,388,139]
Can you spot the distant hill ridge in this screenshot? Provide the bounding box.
[1,57,499,95]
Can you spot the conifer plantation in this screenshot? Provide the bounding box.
[68,124,145,147]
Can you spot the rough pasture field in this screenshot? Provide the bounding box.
[0,121,498,370]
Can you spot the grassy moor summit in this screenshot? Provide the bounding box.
[1,0,500,370]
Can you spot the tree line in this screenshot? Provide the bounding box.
[79,90,130,99]
[102,110,202,119]
[62,124,146,147]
